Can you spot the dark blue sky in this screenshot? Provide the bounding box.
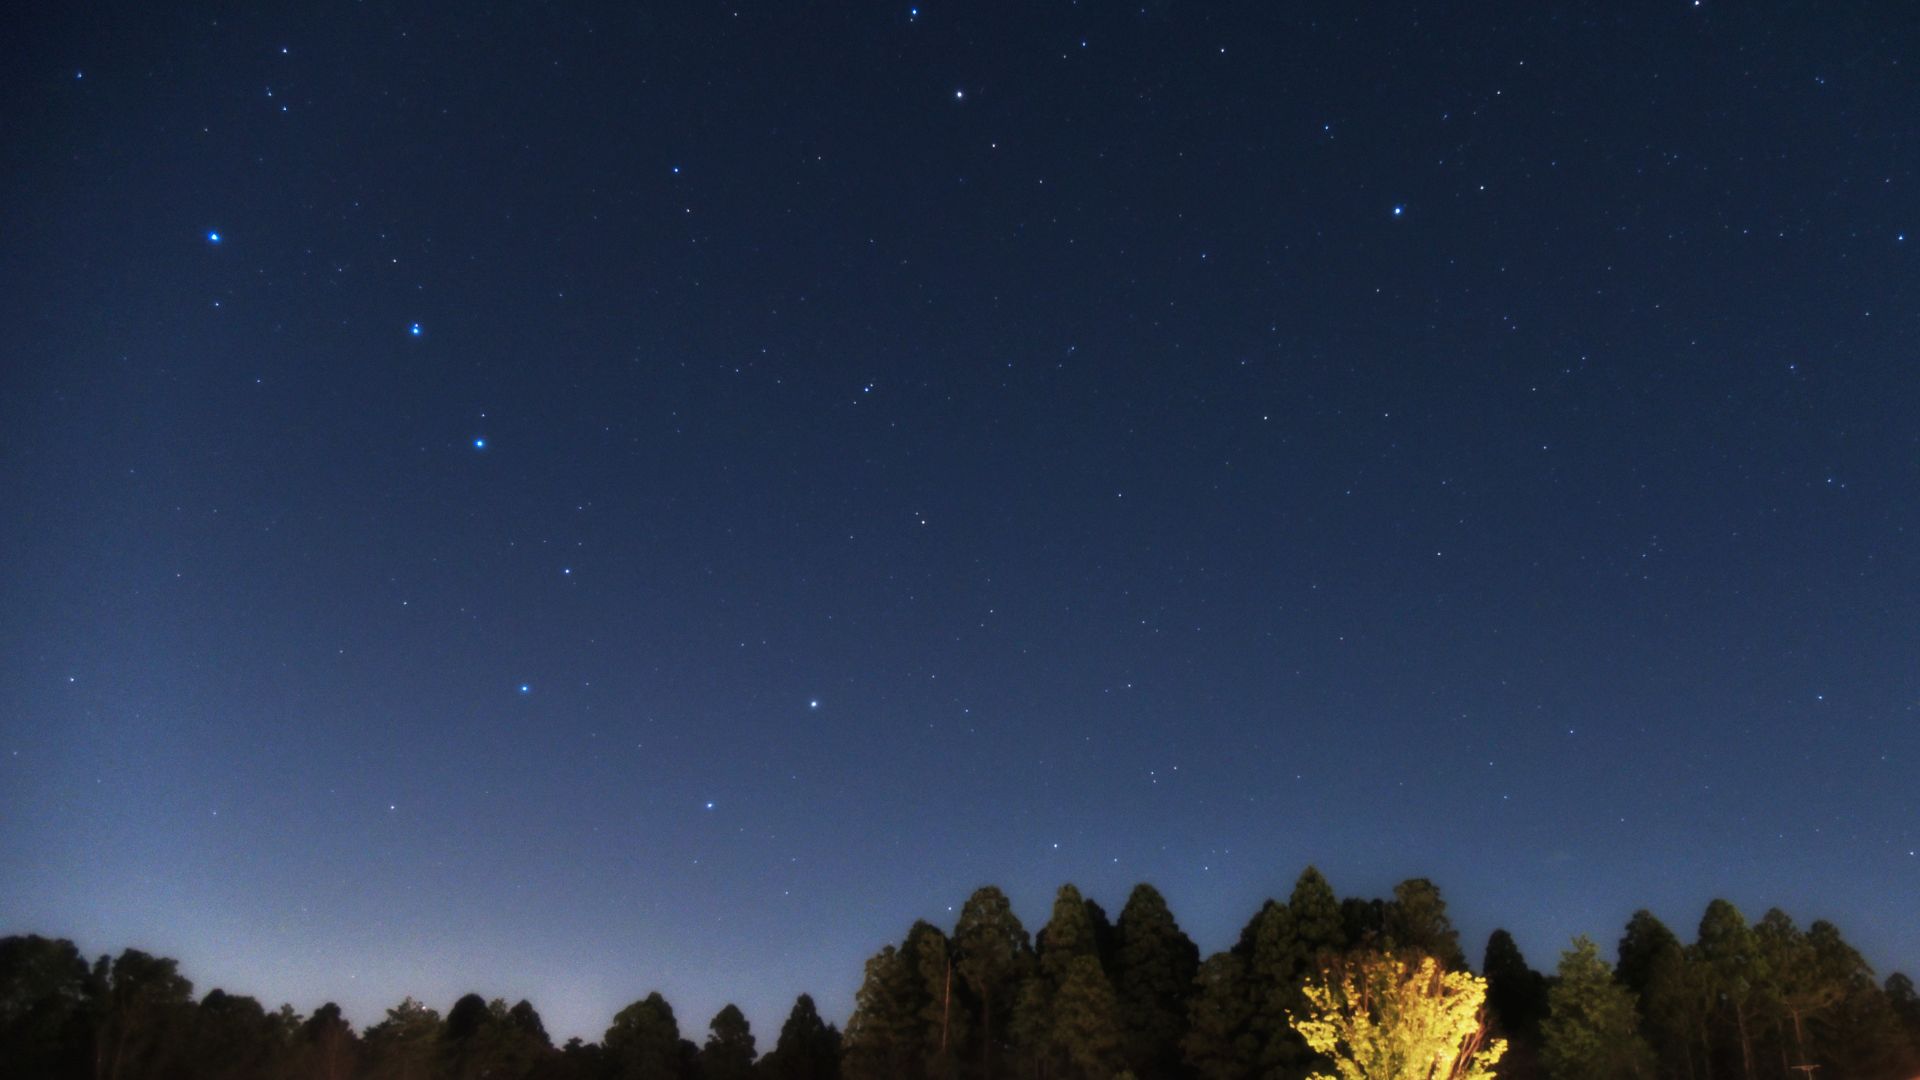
[3,0,1915,1045]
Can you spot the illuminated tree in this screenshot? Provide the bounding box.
[1287,952,1504,1080]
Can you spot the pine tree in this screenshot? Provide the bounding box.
[1113,883,1199,1079]
[844,946,922,1080]
[904,920,967,1077]
[1383,879,1467,971]
[1482,930,1549,1043]
[1539,936,1654,1080]
[762,994,842,1080]
[953,885,1033,1080]
[1050,955,1126,1079]
[1185,952,1256,1080]
[1615,911,1696,1080]
[1694,899,1764,1080]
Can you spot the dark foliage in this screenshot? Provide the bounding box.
[4,874,1915,1080]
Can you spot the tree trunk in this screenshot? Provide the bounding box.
[1733,1003,1754,1080]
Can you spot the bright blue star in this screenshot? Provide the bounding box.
[473,438,487,450]
[207,231,222,244]
[518,683,531,695]
[1391,204,1405,218]
[408,322,423,336]
[809,699,820,709]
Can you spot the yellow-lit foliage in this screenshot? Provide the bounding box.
[1288,952,1506,1080]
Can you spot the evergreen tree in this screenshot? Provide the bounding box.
[843,945,921,1080]
[605,992,687,1080]
[1113,883,1199,1080]
[1339,898,1386,950]
[953,885,1032,1079]
[699,1004,755,1080]
[1694,899,1764,1080]
[762,994,841,1080]
[1050,955,1126,1080]
[1884,973,1920,1073]
[1184,952,1256,1080]
[1539,936,1654,1080]
[1383,879,1467,971]
[1286,868,1346,961]
[1616,911,1695,1080]
[904,920,967,1077]
[1482,930,1549,1043]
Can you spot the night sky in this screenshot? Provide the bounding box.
[4,0,1916,1046]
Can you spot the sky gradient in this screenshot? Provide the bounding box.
[3,0,1916,1045]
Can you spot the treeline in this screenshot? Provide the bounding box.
[4,871,1918,1079]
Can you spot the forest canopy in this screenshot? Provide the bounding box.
[4,871,1917,1080]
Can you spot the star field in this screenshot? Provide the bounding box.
[2,0,1916,1045]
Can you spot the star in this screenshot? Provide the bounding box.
[808,699,820,709]
[954,89,965,100]
[1391,204,1405,218]
[206,231,222,244]
[518,683,531,695]
[473,438,487,450]
[408,322,424,336]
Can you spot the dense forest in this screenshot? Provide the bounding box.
[5,871,1917,1080]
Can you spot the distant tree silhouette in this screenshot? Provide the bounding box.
[698,1003,754,1080]
[761,993,840,1080]
[1482,929,1549,1045]
[605,991,686,1080]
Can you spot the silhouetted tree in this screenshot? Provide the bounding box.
[761,993,840,1080]
[0,935,95,1078]
[1112,883,1199,1079]
[363,997,441,1080]
[191,989,286,1080]
[698,1004,754,1080]
[605,992,686,1080]
[1616,910,1697,1080]
[294,1002,358,1080]
[96,949,195,1080]
[1184,952,1254,1080]
[1383,879,1467,971]
[1482,930,1549,1045]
